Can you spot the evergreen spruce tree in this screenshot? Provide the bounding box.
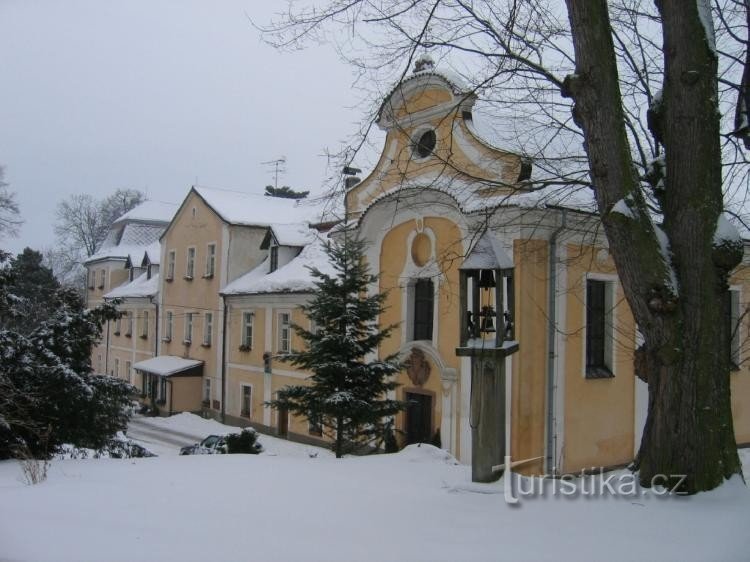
[268,236,405,458]
[0,251,134,459]
[263,185,310,199]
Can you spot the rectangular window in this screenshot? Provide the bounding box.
[728,289,741,370]
[167,250,176,280]
[186,247,196,279]
[114,358,120,379]
[165,311,173,341]
[125,360,131,383]
[278,312,291,353]
[114,315,122,335]
[241,385,252,417]
[158,378,167,403]
[270,246,279,273]
[141,310,149,338]
[205,243,216,277]
[242,312,253,349]
[126,311,133,336]
[185,312,193,343]
[413,279,434,341]
[99,269,106,289]
[88,270,95,289]
[586,279,614,378]
[203,312,213,346]
[203,378,211,405]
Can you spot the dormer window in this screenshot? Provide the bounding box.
[270,246,279,273]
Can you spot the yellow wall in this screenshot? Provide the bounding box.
[170,377,203,412]
[510,239,549,475]
[160,191,224,394]
[562,244,636,472]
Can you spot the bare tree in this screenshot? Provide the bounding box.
[51,189,144,286]
[0,166,21,240]
[259,0,749,493]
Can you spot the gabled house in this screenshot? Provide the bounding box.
[144,186,330,416]
[220,233,333,439]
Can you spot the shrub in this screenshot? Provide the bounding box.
[224,428,263,454]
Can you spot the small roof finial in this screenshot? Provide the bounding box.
[413,54,435,73]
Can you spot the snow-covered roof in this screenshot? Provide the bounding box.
[262,223,317,249]
[133,356,203,377]
[114,200,178,225]
[194,186,332,227]
[356,171,596,225]
[104,272,159,299]
[222,237,334,296]
[460,231,513,271]
[141,241,161,265]
[86,223,166,265]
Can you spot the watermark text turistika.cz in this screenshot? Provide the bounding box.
[500,456,688,504]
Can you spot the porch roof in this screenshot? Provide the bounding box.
[133,356,204,378]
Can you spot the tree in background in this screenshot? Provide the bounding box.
[0,248,61,335]
[49,188,144,288]
[260,1,750,492]
[264,185,310,199]
[267,236,405,458]
[0,253,133,459]
[0,166,21,240]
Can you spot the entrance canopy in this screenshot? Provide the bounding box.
[133,356,203,378]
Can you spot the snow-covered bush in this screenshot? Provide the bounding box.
[224,428,263,454]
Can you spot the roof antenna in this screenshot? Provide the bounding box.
[261,157,287,189]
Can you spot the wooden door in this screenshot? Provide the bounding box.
[405,392,432,445]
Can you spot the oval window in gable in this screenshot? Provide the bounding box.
[413,129,436,159]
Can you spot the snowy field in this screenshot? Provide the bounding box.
[1,415,749,562]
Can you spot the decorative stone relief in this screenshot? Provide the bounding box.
[405,347,431,386]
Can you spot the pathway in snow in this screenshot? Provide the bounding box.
[125,416,209,456]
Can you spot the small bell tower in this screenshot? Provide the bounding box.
[456,231,519,483]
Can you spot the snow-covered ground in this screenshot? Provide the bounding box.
[1,414,749,562]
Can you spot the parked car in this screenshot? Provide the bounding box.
[179,434,227,455]
[179,429,263,455]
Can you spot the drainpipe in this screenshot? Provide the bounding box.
[221,294,228,424]
[546,209,567,475]
[151,296,159,356]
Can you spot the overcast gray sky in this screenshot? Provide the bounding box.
[0,0,368,255]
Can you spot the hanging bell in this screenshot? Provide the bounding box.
[478,269,496,289]
[480,305,496,333]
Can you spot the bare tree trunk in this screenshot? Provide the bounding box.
[564,0,742,492]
